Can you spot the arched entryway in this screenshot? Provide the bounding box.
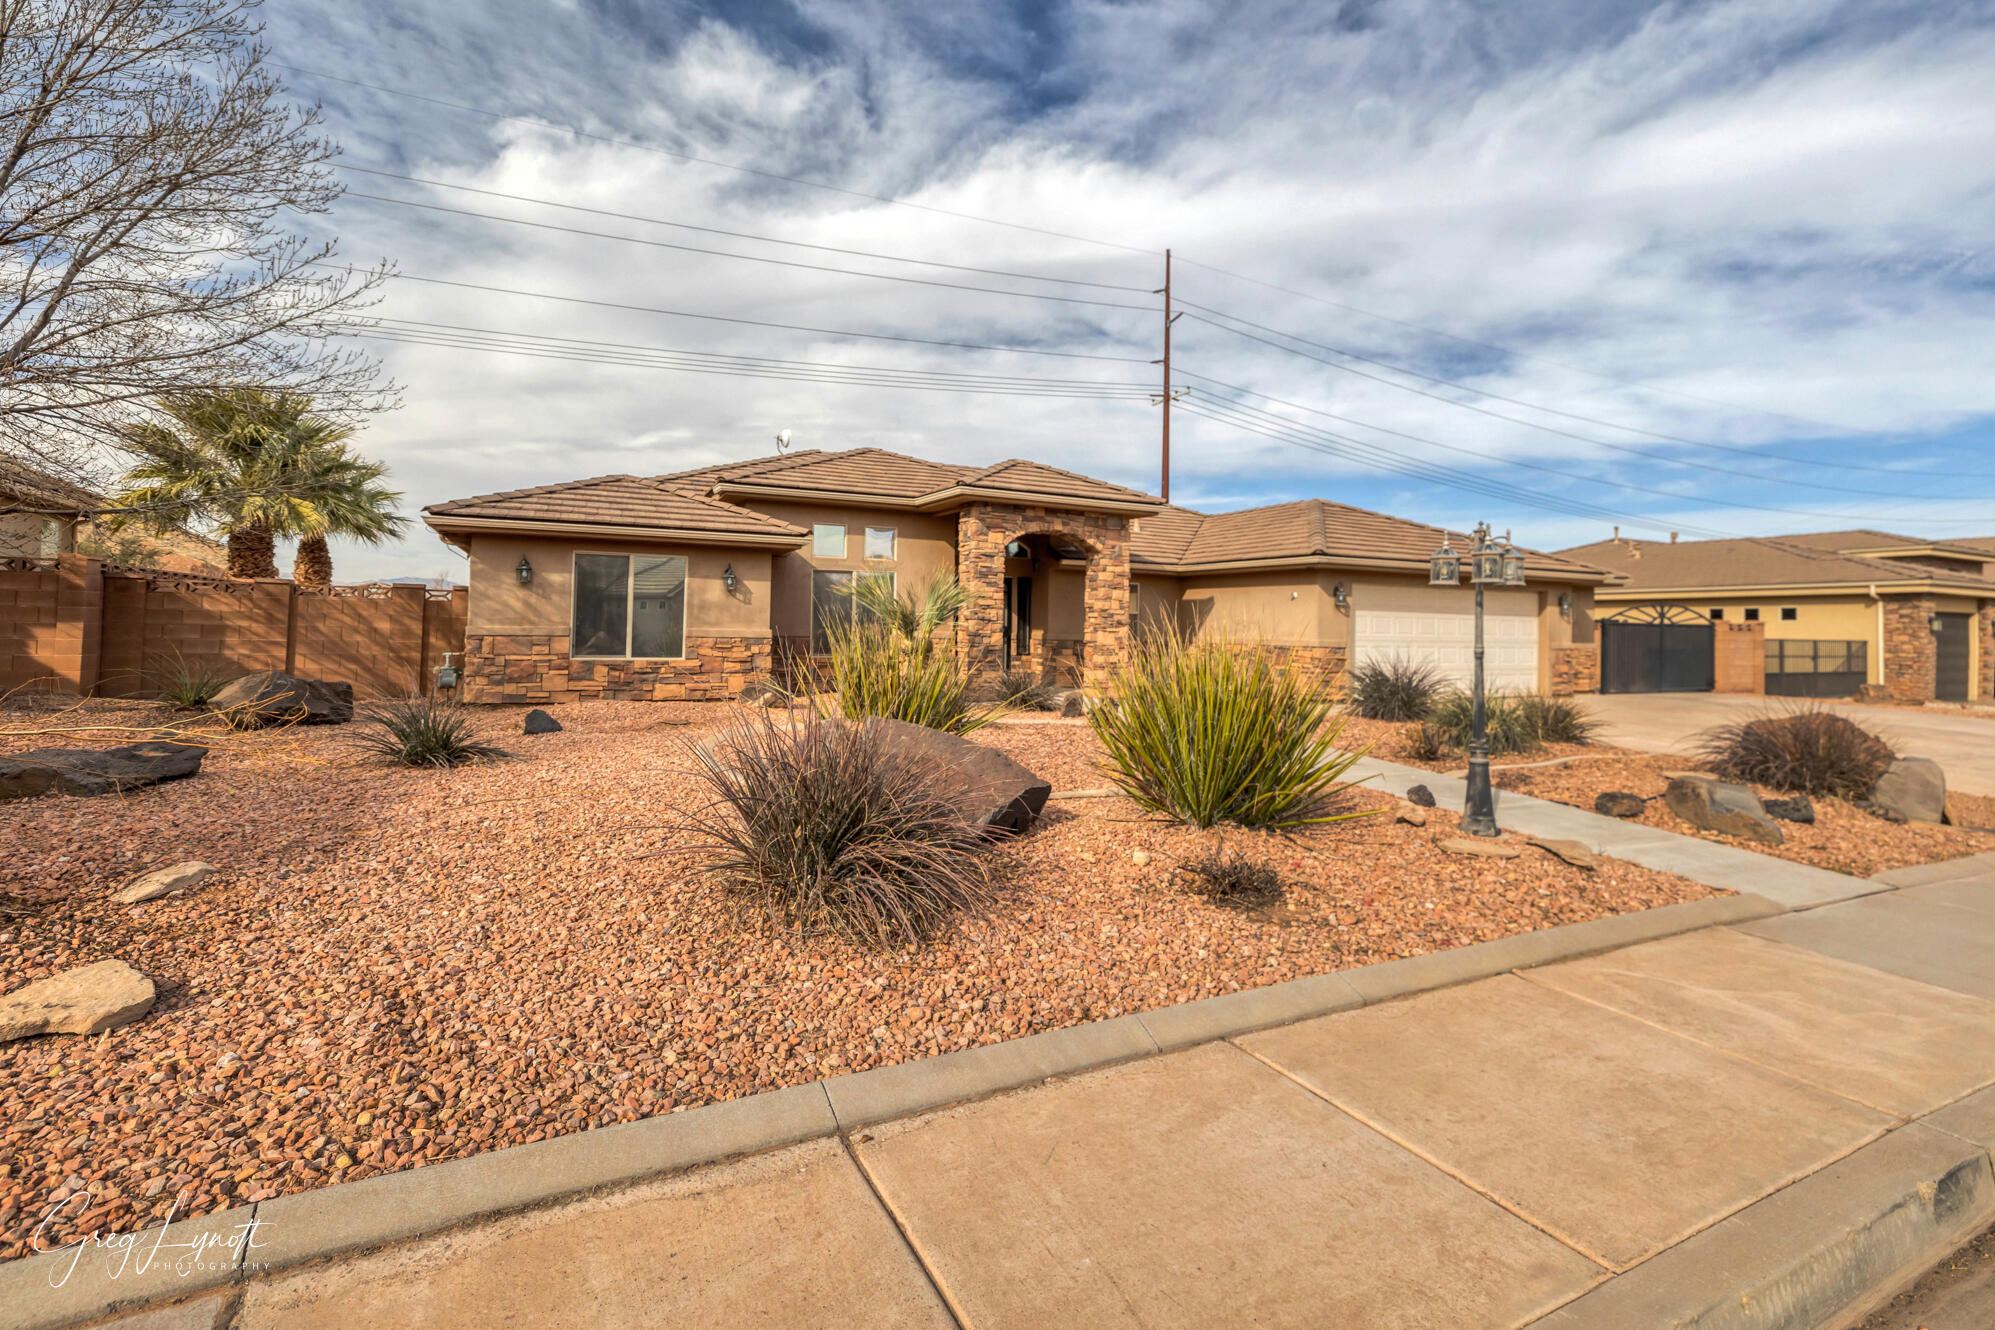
[956,503,1131,690]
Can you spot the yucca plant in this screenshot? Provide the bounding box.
[837,571,969,663]
[1345,656,1448,722]
[997,668,1060,711]
[1087,631,1370,829]
[152,652,231,710]
[354,698,505,768]
[1514,693,1601,746]
[682,714,997,948]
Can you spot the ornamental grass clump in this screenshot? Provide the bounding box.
[1425,690,1599,755]
[1694,707,1894,799]
[684,715,997,948]
[810,573,1008,735]
[1182,844,1283,909]
[354,697,505,768]
[997,669,1061,711]
[153,652,230,710]
[1087,631,1369,829]
[1345,656,1447,722]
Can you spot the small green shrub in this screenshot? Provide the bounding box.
[153,653,230,710]
[1694,707,1893,798]
[683,715,997,948]
[1182,845,1283,909]
[1345,657,1447,722]
[1424,690,1599,755]
[814,620,1005,735]
[1515,694,1601,746]
[997,669,1060,711]
[355,698,506,768]
[1087,631,1369,829]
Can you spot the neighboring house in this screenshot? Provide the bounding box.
[0,456,227,574]
[424,446,1614,705]
[1558,530,1995,703]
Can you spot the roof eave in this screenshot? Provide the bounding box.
[713,479,1162,516]
[422,514,809,549]
[1135,552,1610,582]
[1595,578,1995,598]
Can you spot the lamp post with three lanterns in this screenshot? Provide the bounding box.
[1429,523,1525,837]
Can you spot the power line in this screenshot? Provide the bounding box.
[1178,305,1995,494]
[344,190,1160,312]
[338,266,1155,363]
[1172,254,1881,439]
[275,62,1157,257]
[338,166,1151,292]
[1180,381,1987,528]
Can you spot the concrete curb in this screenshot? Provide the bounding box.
[1526,1121,1995,1330]
[1873,848,1995,890]
[0,1202,258,1330]
[3,889,1780,1328]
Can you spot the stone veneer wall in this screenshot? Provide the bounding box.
[461,633,769,704]
[1711,622,1765,696]
[957,502,1130,688]
[1980,603,1995,702]
[1260,643,1348,697]
[1880,597,1937,702]
[1039,637,1085,687]
[1550,644,1600,697]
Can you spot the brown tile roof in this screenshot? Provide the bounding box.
[1771,529,1995,561]
[1558,534,1995,595]
[957,459,1162,505]
[0,456,100,513]
[699,447,972,499]
[425,476,806,539]
[1133,499,1608,580]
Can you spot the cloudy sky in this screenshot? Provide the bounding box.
[263,0,1995,582]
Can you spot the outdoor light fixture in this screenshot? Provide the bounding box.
[1472,540,1504,586]
[1500,540,1526,588]
[1333,583,1349,611]
[1428,538,1460,586]
[1448,521,1516,839]
[1930,613,1944,634]
[1558,590,1573,618]
[722,563,738,594]
[515,556,533,585]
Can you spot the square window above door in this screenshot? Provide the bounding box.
[812,524,846,558]
[864,527,896,560]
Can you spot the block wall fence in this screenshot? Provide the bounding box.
[1,554,465,700]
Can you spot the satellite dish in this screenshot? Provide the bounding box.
[774,428,792,452]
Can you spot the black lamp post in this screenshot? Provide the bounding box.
[1433,522,1525,837]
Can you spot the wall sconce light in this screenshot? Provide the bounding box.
[722,563,738,594]
[1557,591,1573,618]
[1929,613,1943,634]
[515,556,533,585]
[1332,583,1349,611]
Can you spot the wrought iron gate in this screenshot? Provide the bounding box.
[1599,603,1715,694]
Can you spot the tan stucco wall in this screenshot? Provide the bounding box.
[1176,571,1344,646]
[742,501,957,638]
[1600,592,1885,684]
[1132,574,1184,637]
[0,513,68,557]
[465,534,772,646]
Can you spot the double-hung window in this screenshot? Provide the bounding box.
[572,553,687,658]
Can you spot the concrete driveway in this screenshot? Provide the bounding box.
[1581,693,1995,796]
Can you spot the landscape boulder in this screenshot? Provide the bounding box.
[1870,757,1947,825]
[1529,837,1598,870]
[0,741,206,802]
[1438,837,1522,859]
[0,961,155,1042]
[1663,774,1784,846]
[1762,794,1816,825]
[209,671,354,729]
[1405,784,1437,808]
[113,861,216,905]
[523,708,563,735]
[1594,791,1646,819]
[855,717,1051,834]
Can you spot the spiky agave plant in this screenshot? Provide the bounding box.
[1087,630,1370,829]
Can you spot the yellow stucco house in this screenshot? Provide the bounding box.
[1559,530,1995,702]
[422,446,1614,705]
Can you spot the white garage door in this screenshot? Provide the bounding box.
[1354,590,1539,693]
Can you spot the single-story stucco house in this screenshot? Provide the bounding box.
[1558,529,1995,702]
[421,446,1615,705]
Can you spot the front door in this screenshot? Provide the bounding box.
[1936,612,1972,701]
[1002,576,1032,673]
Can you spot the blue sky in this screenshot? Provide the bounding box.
[262,0,1995,580]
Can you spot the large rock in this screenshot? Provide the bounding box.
[855,717,1051,834]
[0,741,206,802]
[210,671,354,729]
[523,708,563,735]
[113,861,216,905]
[1405,784,1437,808]
[1594,791,1646,819]
[1871,757,1947,826]
[0,961,155,1042]
[1763,794,1816,825]
[1663,774,1784,846]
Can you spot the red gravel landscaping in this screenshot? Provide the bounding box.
[1,698,1719,1262]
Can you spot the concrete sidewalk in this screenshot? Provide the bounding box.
[20,855,1988,1330]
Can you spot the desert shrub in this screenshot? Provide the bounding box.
[1345,657,1447,722]
[1694,708,1893,798]
[1182,845,1283,909]
[1515,694,1601,746]
[153,653,230,710]
[355,698,506,768]
[684,715,996,948]
[997,669,1060,711]
[816,620,1003,735]
[1407,721,1449,762]
[1087,631,1369,829]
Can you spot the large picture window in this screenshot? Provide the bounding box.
[810,569,893,653]
[573,553,687,658]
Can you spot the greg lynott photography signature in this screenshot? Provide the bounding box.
[32,1190,273,1289]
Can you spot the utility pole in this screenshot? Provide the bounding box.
[1153,248,1184,503]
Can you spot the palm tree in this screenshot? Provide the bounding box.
[108,391,405,582]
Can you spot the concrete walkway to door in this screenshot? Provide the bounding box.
[1581,692,1995,796]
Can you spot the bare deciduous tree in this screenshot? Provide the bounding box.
[0,0,392,503]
